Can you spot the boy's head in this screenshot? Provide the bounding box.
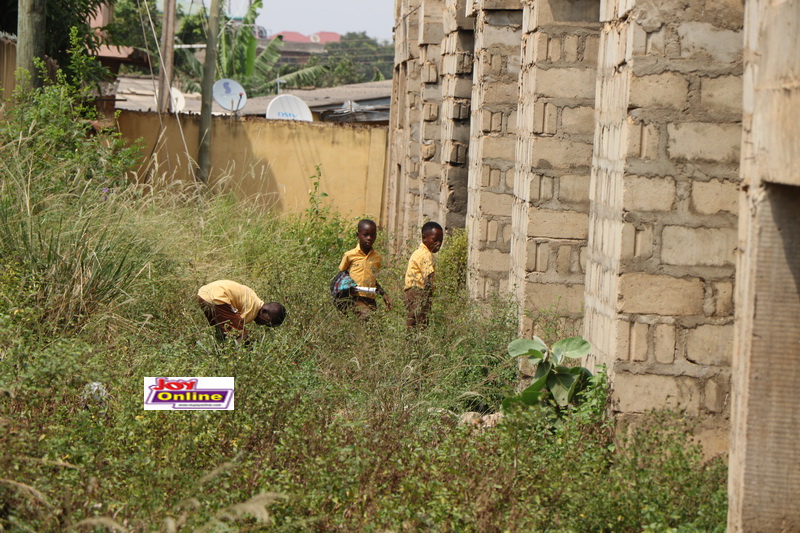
[421,221,444,253]
[256,302,286,327]
[356,219,378,253]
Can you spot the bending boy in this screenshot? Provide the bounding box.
[197,280,286,342]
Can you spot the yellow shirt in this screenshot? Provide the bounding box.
[404,243,435,291]
[197,280,264,324]
[339,246,382,298]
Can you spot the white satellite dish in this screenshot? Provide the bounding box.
[170,87,185,112]
[213,79,248,112]
[266,94,313,122]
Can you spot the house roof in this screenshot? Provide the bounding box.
[114,76,392,120]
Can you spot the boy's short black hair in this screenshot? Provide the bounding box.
[421,221,443,236]
[266,302,286,326]
[358,219,377,231]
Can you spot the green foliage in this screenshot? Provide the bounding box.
[106,0,161,67]
[0,0,108,68]
[309,32,394,87]
[503,335,593,411]
[174,1,325,96]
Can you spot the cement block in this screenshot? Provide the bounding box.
[714,281,733,316]
[661,226,737,266]
[686,324,733,366]
[619,273,705,315]
[561,106,595,135]
[700,75,743,115]
[692,179,738,215]
[478,0,522,10]
[559,174,590,204]
[614,373,701,414]
[623,175,676,211]
[677,22,743,64]
[535,0,600,25]
[481,135,518,160]
[629,72,689,109]
[477,248,511,271]
[527,209,589,239]
[445,0,475,31]
[704,378,725,413]
[524,280,585,314]
[654,324,676,363]
[536,67,596,99]
[481,191,514,215]
[531,137,593,168]
[630,321,649,361]
[667,122,741,163]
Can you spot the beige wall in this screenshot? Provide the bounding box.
[117,111,388,222]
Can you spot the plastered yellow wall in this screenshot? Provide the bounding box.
[117,111,388,223]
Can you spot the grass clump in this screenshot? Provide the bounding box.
[0,69,727,531]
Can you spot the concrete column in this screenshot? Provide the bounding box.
[466,0,523,299]
[511,0,600,337]
[418,0,446,226]
[386,0,423,246]
[437,0,475,231]
[583,0,743,453]
[728,0,800,529]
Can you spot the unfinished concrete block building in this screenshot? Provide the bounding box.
[387,0,799,525]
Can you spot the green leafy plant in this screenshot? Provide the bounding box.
[503,336,593,411]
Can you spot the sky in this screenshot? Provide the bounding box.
[226,0,396,43]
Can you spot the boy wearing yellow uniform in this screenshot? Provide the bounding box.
[404,221,444,329]
[338,219,392,319]
[197,280,286,342]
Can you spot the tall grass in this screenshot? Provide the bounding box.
[0,68,727,531]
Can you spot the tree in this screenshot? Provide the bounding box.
[174,0,325,96]
[310,32,393,87]
[2,0,109,73]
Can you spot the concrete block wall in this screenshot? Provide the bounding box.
[386,0,424,246]
[437,0,475,231]
[728,0,800,528]
[465,0,524,298]
[510,0,600,336]
[418,0,446,226]
[583,0,743,452]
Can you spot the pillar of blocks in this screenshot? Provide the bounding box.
[727,0,800,528]
[385,0,424,246]
[437,0,475,231]
[417,0,446,226]
[465,0,523,299]
[510,0,600,336]
[583,0,743,452]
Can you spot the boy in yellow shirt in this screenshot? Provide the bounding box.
[338,219,392,319]
[404,221,444,329]
[197,280,286,342]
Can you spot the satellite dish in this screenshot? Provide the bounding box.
[213,79,248,111]
[266,94,313,122]
[170,87,185,112]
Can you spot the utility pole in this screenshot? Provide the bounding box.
[157,0,177,113]
[16,0,47,88]
[198,0,222,184]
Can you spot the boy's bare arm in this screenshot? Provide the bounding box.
[376,281,393,310]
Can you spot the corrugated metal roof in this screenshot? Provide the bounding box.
[115,75,392,118]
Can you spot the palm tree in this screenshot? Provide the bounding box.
[175,0,325,96]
